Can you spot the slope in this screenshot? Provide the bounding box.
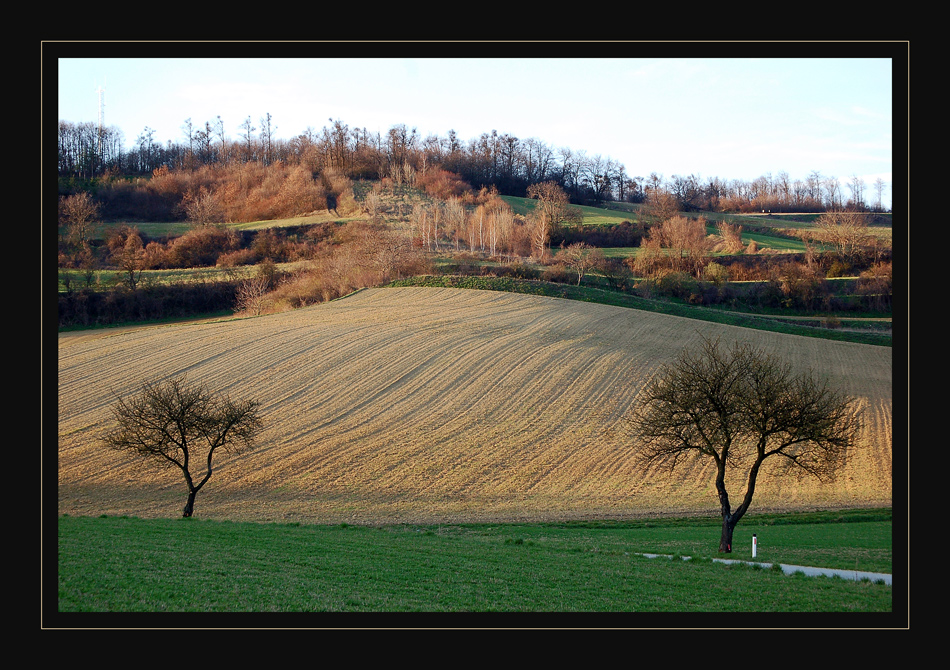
[56,287,893,524]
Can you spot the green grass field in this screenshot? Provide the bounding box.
[500,195,815,252]
[57,260,310,292]
[55,509,893,614]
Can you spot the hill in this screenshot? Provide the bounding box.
[57,287,892,524]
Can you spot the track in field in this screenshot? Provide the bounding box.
[57,287,893,524]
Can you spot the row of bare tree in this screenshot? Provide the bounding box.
[59,116,889,211]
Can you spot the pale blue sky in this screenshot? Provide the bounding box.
[55,55,896,206]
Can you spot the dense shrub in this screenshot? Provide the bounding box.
[541,264,573,284]
[165,226,241,268]
[416,169,473,202]
[855,262,893,311]
[550,221,646,248]
[58,281,241,328]
[90,162,335,224]
[215,248,258,267]
[492,262,541,281]
[654,270,699,300]
[718,249,892,283]
[744,280,785,310]
[600,257,633,291]
[95,177,181,221]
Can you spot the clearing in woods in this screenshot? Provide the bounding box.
[57,287,892,524]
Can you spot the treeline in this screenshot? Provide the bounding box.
[58,116,888,212]
[58,279,242,328]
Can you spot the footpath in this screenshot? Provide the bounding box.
[638,553,892,586]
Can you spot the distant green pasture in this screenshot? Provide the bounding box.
[500,196,634,225]
[57,262,308,293]
[71,212,344,242]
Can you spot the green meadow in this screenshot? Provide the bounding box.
[56,509,893,614]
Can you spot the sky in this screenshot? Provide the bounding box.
[53,52,899,208]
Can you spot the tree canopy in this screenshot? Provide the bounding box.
[102,376,264,517]
[626,336,861,552]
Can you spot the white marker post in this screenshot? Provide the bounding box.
[752,534,757,558]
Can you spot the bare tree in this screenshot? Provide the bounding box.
[182,187,223,226]
[847,175,867,209]
[561,242,604,285]
[873,177,887,212]
[444,197,466,252]
[235,275,272,316]
[715,220,745,254]
[239,116,256,162]
[212,115,229,165]
[642,187,680,225]
[410,203,434,251]
[639,215,711,277]
[469,204,487,253]
[531,208,552,261]
[181,118,196,169]
[527,181,575,260]
[111,228,146,290]
[362,225,422,280]
[59,192,101,246]
[812,210,873,263]
[487,206,514,258]
[626,337,860,552]
[362,189,383,221]
[823,176,842,209]
[260,112,276,165]
[102,376,264,518]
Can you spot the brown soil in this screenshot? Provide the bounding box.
[57,287,893,525]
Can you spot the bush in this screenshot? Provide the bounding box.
[493,262,540,281]
[268,270,327,310]
[749,280,785,309]
[416,169,472,201]
[550,221,646,248]
[601,257,633,291]
[855,262,892,311]
[166,226,241,268]
[703,262,729,286]
[655,271,699,300]
[827,259,852,278]
[216,248,258,268]
[541,264,573,284]
[58,281,241,328]
[142,241,169,269]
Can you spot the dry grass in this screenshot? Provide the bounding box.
[57,287,893,525]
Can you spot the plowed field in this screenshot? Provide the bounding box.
[56,287,893,524]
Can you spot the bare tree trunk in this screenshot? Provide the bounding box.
[717,458,762,552]
[183,490,197,517]
[719,514,738,553]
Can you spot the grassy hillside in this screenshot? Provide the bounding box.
[57,287,892,525]
[501,195,635,226]
[500,195,819,253]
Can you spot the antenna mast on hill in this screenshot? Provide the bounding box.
[95,80,106,165]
